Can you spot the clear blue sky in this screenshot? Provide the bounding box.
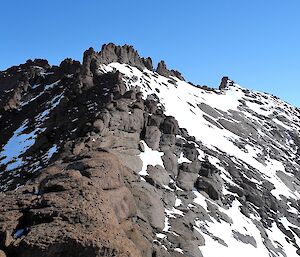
[1,0,299,106]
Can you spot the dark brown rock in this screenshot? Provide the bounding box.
[144,126,161,150]
[159,134,176,151]
[98,43,153,71]
[147,165,170,187]
[60,58,81,74]
[219,76,229,90]
[195,177,220,200]
[177,171,198,191]
[161,116,179,135]
[0,153,143,257]
[156,61,172,78]
[130,182,165,230]
[162,151,178,177]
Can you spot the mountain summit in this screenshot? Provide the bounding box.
[1,43,300,257]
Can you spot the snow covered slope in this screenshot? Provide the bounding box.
[1,44,300,257]
[99,62,300,257]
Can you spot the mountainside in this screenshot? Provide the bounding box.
[1,43,300,257]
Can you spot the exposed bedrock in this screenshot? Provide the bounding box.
[1,43,300,257]
[0,152,142,257]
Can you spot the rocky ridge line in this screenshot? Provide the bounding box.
[1,43,300,257]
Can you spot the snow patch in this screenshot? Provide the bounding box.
[138,141,164,176]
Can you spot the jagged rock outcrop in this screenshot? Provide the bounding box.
[99,43,153,71]
[219,76,234,90]
[156,60,185,81]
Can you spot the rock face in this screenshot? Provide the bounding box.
[0,153,140,257]
[1,43,300,257]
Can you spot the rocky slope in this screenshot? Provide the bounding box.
[1,43,300,257]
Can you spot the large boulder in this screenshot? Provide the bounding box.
[195,177,220,200]
[108,107,144,133]
[130,182,165,230]
[199,159,216,177]
[147,165,170,187]
[182,144,199,162]
[148,114,164,127]
[129,109,144,132]
[161,116,179,135]
[159,134,176,151]
[59,58,81,74]
[179,160,201,174]
[162,151,178,177]
[144,126,161,150]
[177,171,198,191]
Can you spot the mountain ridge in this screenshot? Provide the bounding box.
[1,43,300,257]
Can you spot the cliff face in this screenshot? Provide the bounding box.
[1,44,300,257]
